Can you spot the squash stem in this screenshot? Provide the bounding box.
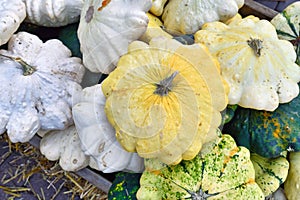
[0,54,36,76]
[247,37,263,57]
[170,179,218,199]
[154,71,179,96]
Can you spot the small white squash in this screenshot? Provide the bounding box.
[72,84,144,173]
[0,0,26,45]
[0,32,85,143]
[40,126,89,171]
[77,0,152,74]
[23,0,83,27]
[162,0,244,34]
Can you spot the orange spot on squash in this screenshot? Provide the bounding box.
[246,178,255,184]
[98,0,111,11]
[222,147,239,169]
[262,111,272,128]
[229,147,239,157]
[151,170,161,175]
[272,129,281,138]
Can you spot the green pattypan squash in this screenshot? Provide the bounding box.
[251,153,289,197]
[136,133,264,199]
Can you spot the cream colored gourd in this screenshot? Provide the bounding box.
[23,0,83,27]
[40,126,89,171]
[139,13,172,43]
[72,84,144,173]
[77,0,152,74]
[150,0,168,16]
[284,152,300,200]
[0,0,26,45]
[162,0,244,34]
[195,16,300,111]
[0,32,84,143]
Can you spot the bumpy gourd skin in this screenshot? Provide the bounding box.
[162,0,244,34]
[195,16,300,111]
[0,32,85,143]
[102,37,228,165]
[137,134,264,200]
[0,0,26,45]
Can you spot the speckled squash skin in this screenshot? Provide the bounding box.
[136,134,264,200]
[108,172,142,200]
[224,86,300,158]
[251,153,289,197]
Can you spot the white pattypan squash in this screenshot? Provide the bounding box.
[162,0,244,34]
[0,32,85,143]
[72,84,144,173]
[40,126,89,171]
[195,16,300,111]
[23,0,83,27]
[150,0,168,16]
[0,0,26,45]
[77,0,152,74]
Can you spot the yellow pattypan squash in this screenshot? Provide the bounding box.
[150,0,168,16]
[195,16,300,111]
[139,12,172,43]
[102,37,228,165]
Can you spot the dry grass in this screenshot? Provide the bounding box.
[0,134,107,200]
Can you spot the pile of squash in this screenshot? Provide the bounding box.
[1,0,300,199]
